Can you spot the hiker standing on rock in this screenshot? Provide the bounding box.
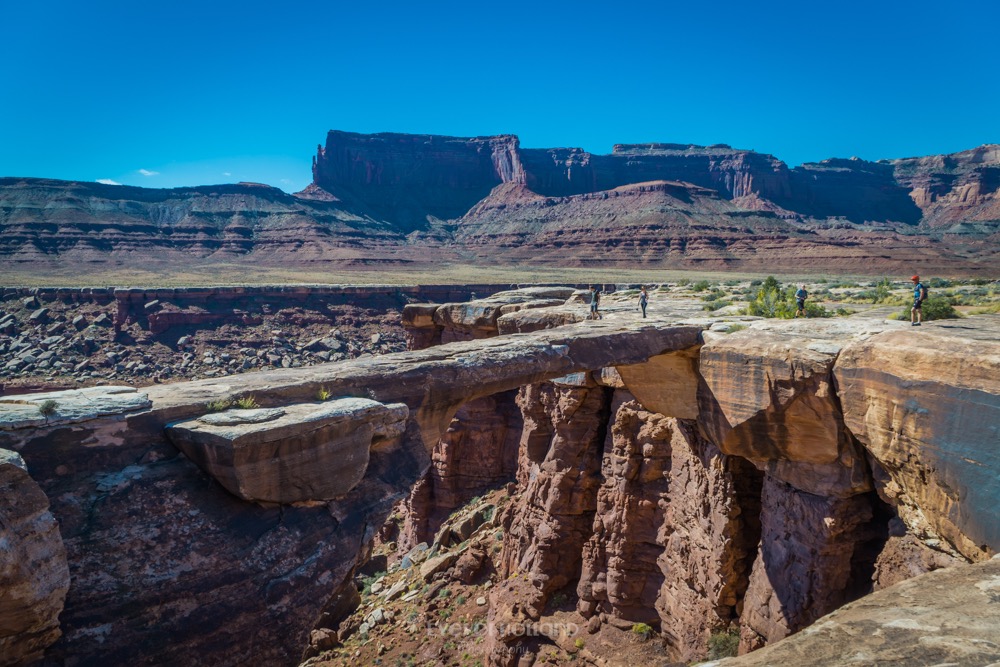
[794,284,808,317]
[911,275,927,326]
[588,285,602,320]
[638,286,649,318]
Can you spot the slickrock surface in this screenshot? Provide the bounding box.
[836,315,1000,562]
[166,398,408,503]
[0,449,69,666]
[709,555,1000,667]
[0,385,150,429]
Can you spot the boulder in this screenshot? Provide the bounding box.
[166,398,409,503]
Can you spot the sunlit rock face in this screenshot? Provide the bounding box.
[0,449,70,666]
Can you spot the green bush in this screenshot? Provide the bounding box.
[631,623,654,641]
[708,630,740,659]
[702,299,731,312]
[691,280,711,292]
[205,399,233,412]
[37,399,58,417]
[745,278,831,318]
[899,296,959,321]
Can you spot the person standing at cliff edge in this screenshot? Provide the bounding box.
[637,286,649,318]
[911,275,927,326]
[588,285,602,320]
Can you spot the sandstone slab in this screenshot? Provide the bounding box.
[0,385,151,431]
[166,398,408,503]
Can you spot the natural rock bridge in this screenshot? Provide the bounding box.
[1,288,998,666]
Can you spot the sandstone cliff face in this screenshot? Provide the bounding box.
[576,394,760,661]
[0,449,69,666]
[7,136,1000,274]
[311,131,524,230]
[891,144,1000,227]
[834,317,1000,562]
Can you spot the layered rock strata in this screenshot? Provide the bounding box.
[166,398,408,503]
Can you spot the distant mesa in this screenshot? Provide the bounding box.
[2,132,999,274]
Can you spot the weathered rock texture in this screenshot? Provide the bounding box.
[0,449,70,666]
[576,394,760,660]
[397,391,521,552]
[711,555,1000,667]
[166,398,408,503]
[835,316,1000,561]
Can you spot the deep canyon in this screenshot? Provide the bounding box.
[2,287,998,666]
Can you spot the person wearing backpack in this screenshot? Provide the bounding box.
[911,275,928,326]
[794,284,808,317]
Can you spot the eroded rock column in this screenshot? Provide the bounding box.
[488,376,610,665]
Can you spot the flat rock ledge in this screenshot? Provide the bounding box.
[0,386,151,430]
[166,397,408,503]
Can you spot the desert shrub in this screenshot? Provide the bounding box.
[316,386,332,401]
[234,395,260,409]
[725,324,748,333]
[703,299,731,312]
[898,296,959,321]
[745,278,831,318]
[928,277,953,288]
[708,630,740,659]
[37,399,58,416]
[676,278,690,287]
[691,280,711,292]
[206,399,233,412]
[631,623,654,641]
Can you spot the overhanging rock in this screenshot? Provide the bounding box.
[166,398,408,503]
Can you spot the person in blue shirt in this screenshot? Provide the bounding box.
[794,284,808,317]
[637,286,649,318]
[911,275,927,326]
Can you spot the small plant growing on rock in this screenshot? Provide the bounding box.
[234,395,260,409]
[631,622,653,641]
[316,386,333,401]
[206,398,233,412]
[37,399,58,417]
[574,638,585,650]
[708,629,740,659]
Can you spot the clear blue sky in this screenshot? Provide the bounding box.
[2,0,997,193]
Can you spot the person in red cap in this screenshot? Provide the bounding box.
[910,275,927,326]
